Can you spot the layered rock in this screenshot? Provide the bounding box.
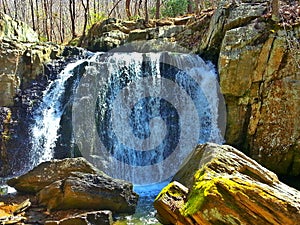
[7,158,139,214]
[195,0,300,176]
[154,143,300,225]
[79,16,205,52]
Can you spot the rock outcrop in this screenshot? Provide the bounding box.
[0,12,63,107]
[7,158,139,214]
[154,143,300,225]
[194,0,300,176]
[79,15,206,52]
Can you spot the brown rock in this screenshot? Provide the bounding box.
[7,157,100,193]
[37,172,138,214]
[154,143,300,225]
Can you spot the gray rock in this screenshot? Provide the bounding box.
[0,12,38,42]
[46,210,113,225]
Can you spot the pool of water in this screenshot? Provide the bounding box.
[114,181,169,225]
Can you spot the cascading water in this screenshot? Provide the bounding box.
[29,48,225,224]
[29,58,89,168]
[72,51,224,186]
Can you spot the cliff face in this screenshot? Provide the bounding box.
[201,0,300,176]
[0,12,63,106]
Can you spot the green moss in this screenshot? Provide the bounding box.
[181,169,221,216]
[155,182,185,201]
[181,168,253,217]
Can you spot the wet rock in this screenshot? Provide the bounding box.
[45,210,113,225]
[37,172,138,213]
[154,143,300,225]
[7,158,100,193]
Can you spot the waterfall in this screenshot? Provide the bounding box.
[29,58,88,168]
[72,51,225,186]
[28,49,225,185]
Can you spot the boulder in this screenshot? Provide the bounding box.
[7,158,138,214]
[7,157,101,193]
[37,172,138,213]
[154,143,300,225]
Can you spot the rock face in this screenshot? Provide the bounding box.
[195,0,300,176]
[154,143,300,225]
[7,158,139,214]
[0,12,38,42]
[0,12,63,107]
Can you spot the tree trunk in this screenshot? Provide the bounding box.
[145,0,149,23]
[271,0,280,21]
[126,0,131,18]
[187,0,193,14]
[155,0,160,19]
[69,0,76,39]
[29,0,35,30]
[13,0,17,20]
[43,0,49,41]
[81,0,89,37]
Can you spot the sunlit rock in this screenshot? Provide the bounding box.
[154,143,300,225]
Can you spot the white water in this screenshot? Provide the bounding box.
[72,52,224,185]
[29,59,87,168]
[29,52,224,181]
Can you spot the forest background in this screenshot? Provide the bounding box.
[0,0,213,43]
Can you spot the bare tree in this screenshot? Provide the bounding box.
[69,0,76,38]
[29,0,35,30]
[126,0,131,18]
[145,0,149,22]
[187,0,193,13]
[43,0,49,40]
[155,0,160,19]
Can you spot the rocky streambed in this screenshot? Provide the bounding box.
[1,143,300,225]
